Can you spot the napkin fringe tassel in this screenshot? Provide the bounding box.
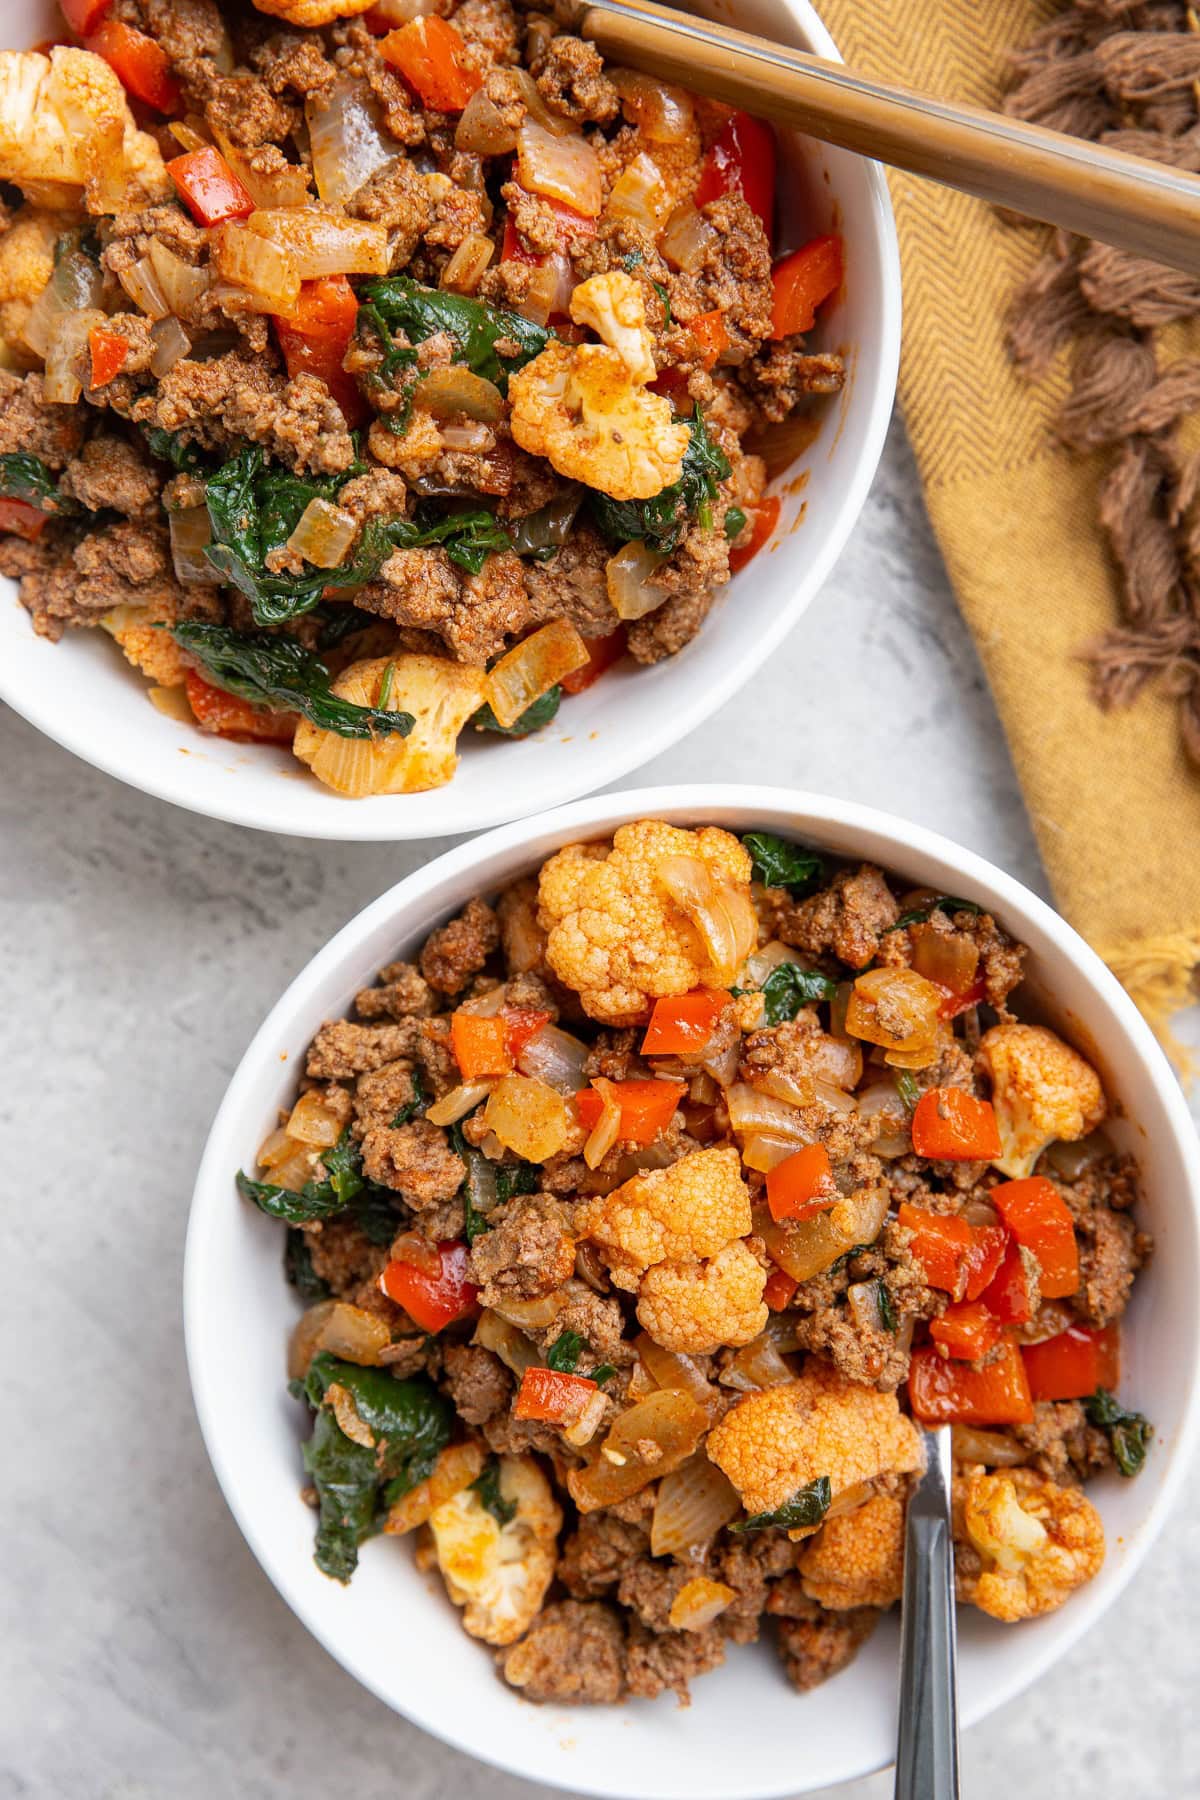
[1100,931,1200,1084]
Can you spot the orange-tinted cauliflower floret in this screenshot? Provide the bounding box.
[537,820,754,1025]
[707,1362,923,1520]
[636,1240,768,1354]
[252,0,375,24]
[978,1022,1107,1180]
[799,1493,905,1610]
[957,1465,1104,1622]
[575,1145,752,1291]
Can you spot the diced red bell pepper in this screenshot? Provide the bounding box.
[690,308,730,371]
[961,1223,1010,1303]
[380,16,482,112]
[88,326,128,389]
[274,275,365,428]
[897,1203,971,1294]
[641,989,726,1056]
[450,1011,512,1079]
[908,1339,1034,1426]
[649,364,692,411]
[504,1006,553,1061]
[183,669,297,743]
[770,234,843,339]
[561,627,627,695]
[911,1087,1002,1162]
[501,213,543,268]
[694,110,777,246]
[0,497,49,541]
[728,494,780,574]
[1022,1324,1120,1402]
[576,1078,685,1146]
[514,1364,598,1423]
[766,1143,837,1223]
[166,146,255,227]
[60,0,111,33]
[990,1175,1080,1300]
[84,20,181,113]
[380,1240,478,1334]
[979,1237,1038,1325]
[938,975,986,1020]
[764,1267,798,1311]
[929,1300,1003,1362]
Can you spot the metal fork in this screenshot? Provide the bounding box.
[894,1425,960,1800]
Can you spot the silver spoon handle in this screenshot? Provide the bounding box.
[894,1426,960,1800]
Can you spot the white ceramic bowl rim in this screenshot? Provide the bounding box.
[185,782,1200,1800]
[0,0,900,842]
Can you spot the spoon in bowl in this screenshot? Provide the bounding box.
[894,1425,960,1800]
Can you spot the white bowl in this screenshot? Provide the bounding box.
[186,783,1200,1798]
[0,0,899,840]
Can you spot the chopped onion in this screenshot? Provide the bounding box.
[257,1124,298,1169]
[824,1478,878,1523]
[455,87,520,156]
[650,1451,741,1556]
[441,232,495,294]
[758,1185,889,1283]
[669,1576,736,1631]
[287,496,359,569]
[384,1440,486,1534]
[249,209,389,278]
[845,967,943,1058]
[661,203,719,273]
[511,256,564,328]
[564,1387,609,1447]
[951,1424,1027,1468]
[44,309,105,405]
[1044,1131,1112,1179]
[475,1308,540,1377]
[483,1074,569,1161]
[150,316,191,378]
[24,249,105,357]
[754,1067,815,1109]
[212,225,301,314]
[457,985,507,1017]
[510,68,574,136]
[856,1082,910,1159]
[635,1333,718,1413]
[1011,1300,1076,1345]
[212,129,310,210]
[961,1196,1001,1229]
[606,540,668,621]
[307,79,397,208]
[484,620,589,728]
[701,1032,741,1090]
[517,1024,590,1094]
[611,71,695,144]
[371,0,442,19]
[567,1389,708,1513]
[438,420,493,451]
[388,1230,441,1276]
[118,255,171,321]
[148,239,210,315]
[287,1300,391,1379]
[584,1076,622,1169]
[813,1077,857,1114]
[606,151,672,232]
[658,853,756,986]
[846,1279,892,1337]
[169,506,214,585]
[727,1082,811,1142]
[148,685,193,722]
[516,121,602,216]
[490,1291,565,1329]
[426,1078,495,1126]
[742,940,805,988]
[169,121,209,153]
[911,927,980,997]
[413,366,504,422]
[720,1331,796,1391]
[287,1089,346,1148]
[741,1131,808,1174]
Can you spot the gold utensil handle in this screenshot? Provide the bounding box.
[578,0,1200,275]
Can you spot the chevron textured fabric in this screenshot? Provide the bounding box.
[819,0,1200,1043]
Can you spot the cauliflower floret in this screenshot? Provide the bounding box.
[293,654,487,796]
[509,340,690,502]
[707,1362,923,1520]
[575,1145,752,1290]
[100,603,187,687]
[957,1466,1104,1622]
[0,209,58,367]
[251,0,375,23]
[636,1240,767,1353]
[537,819,753,1024]
[979,1022,1107,1180]
[0,50,167,213]
[569,270,656,384]
[799,1493,905,1611]
[428,1453,562,1646]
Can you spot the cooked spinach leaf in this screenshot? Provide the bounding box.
[390,1068,426,1128]
[755,962,838,1025]
[284,1229,331,1302]
[0,451,75,516]
[732,1475,832,1534]
[347,1186,404,1245]
[886,895,983,933]
[546,1329,586,1373]
[448,1118,494,1246]
[724,504,747,541]
[876,1280,898,1334]
[360,277,551,392]
[506,490,582,561]
[589,407,731,554]
[390,506,512,577]
[314,602,376,650]
[742,831,826,895]
[495,1163,538,1205]
[236,1127,365,1225]
[1084,1388,1153,1477]
[473,686,562,737]
[142,425,207,472]
[471,1458,517,1527]
[296,1352,453,1581]
[172,621,414,741]
[894,1070,920,1113]
[588,1362,616,1386]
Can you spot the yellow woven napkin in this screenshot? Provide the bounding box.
[819,0,1200,1039]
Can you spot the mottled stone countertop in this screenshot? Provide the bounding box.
[2,419,1196,1800]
